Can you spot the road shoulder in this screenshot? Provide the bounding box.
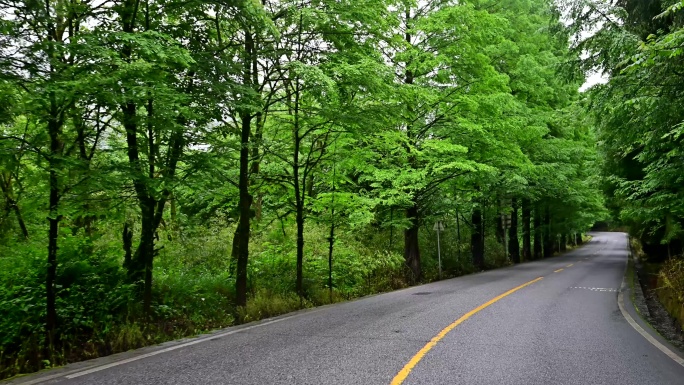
[620,254,684,366]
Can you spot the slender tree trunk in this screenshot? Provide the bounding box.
[46,111,62,358]
[389,207,394,249]
[137,201,156,317]
[471,204,484,270]
[12,204,29,240]
[402,12,422,282]
[120,3,156,316]
[234,29,256,307]
[235,110,253,307]
[123,222,133,267]
[327,149,337,303]
[294,177,305,298]
[577,233,583,245]
[327,219,334,303]
[1,177,29,240]
[533,205,542,260]
[456,206,462,261]
[543,205,553,258]
[560,232,567,252]
[294,184,305,297]
[404,203,421,282]
[509,198,520,263]
[293,45,305,298]
[521,198,531,261]
[495,200,504,244]
[251,32,264,222]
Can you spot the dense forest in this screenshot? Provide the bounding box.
[0,0,621,379]
[565,0,684,336]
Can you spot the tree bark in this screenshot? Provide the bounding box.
[235,116,253,308]
[521,198,531,261]
[560,232,567,252]
[293,157,305,297]
[46,107,63,359]
[509,198,520,263]
[123,222,133,267]
[471,204,484,270]
[12,204,28,240]
[233,25,259,307]
[293,27,305,297]
[533,204,542,260]
[496,206,505,244]
[543,205,553,258]
[404,204,422,282]
[327,217,335,303]
[401,11,422,283]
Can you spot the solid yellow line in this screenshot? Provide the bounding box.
[554,268,564,273]
[566,264,574,267]
[389,277,544,385]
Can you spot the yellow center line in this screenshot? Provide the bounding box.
[554,268,564,273]
[566,264,574,268]
[389,277,544,385]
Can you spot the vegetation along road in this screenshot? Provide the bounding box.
[8,232,684,384]
[4,0,684,383]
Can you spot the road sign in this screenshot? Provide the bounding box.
[433,221,445,231]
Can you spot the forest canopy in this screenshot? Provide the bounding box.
[0,0,606,378]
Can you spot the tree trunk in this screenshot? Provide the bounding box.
[137,201,156,317]
[123,222,133,267]
[327,218,335,303]
[295,198,305,297]
[495,208,505,244]
[234,29,256,307]
[456,206,462,261]
[12,202,29,240]
[533,205,542,260]
[543,205,553,258]
[577,233,583,245]
[293,46,305,298]
[471,205,484,270]
[235,111,253,307]
[560,232,567,252]
[46,112,62,359]
[509,198,520,264]
[521,198,531,261]
[404,203,421,282]
[0,177,29,240]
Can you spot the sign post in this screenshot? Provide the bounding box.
[433,221,445,279]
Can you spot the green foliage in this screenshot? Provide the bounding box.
[660,259,684,303]
[0,0,605,379]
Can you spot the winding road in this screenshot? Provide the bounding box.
[9,232,684,385]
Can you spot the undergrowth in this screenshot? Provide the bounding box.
[0,220,515,380]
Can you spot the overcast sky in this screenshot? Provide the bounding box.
[580,71,609,92]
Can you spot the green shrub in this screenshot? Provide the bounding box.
[660,259,684,302]
[237,289,307,323]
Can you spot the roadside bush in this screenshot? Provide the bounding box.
[1,214,528,380]
[660,258,684,302]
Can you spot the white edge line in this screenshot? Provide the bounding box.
[62,315,296,380]
[618,252,684,368]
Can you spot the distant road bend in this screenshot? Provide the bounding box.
[12,232,684,385]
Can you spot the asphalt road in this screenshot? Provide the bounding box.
[12,232,684,384]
